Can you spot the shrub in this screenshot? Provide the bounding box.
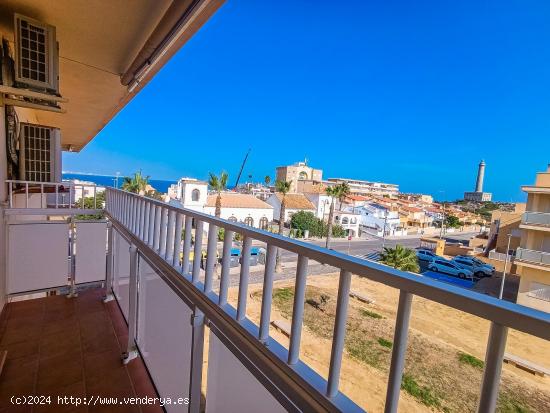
[458,352,484,369]
[378,338,393,348]
[218,227,225,241]
[401,374,441,407]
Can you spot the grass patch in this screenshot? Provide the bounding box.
[346,335,383,368]
[458,352,484,369]
[378,337,393,348]
[273,287,294,302]
[498,395,534,413]
[401,373,441,408]
[360,308,383,319]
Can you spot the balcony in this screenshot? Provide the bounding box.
[515,247,550,270]
[2,185,550,412]
[521,211,550,232]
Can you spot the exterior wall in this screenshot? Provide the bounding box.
[464,192,492,202]
[517,266,550,312]
[180,181,208,207]
[203,206,273,229]
[327,178,399,197]
[333,212,361,238]
[266,195,315,222]
[276,164,323,193]
[303,193,332,219]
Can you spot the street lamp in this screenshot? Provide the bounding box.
[499,233,513,300]
[382,209,388,248]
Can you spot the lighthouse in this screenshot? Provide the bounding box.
[464,160,492,202]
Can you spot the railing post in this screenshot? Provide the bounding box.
[67,217,78,298]
[188,308,205,413]
[288,255,309,365]
[165,210,176,261]
[258,244,277,342]
[148,204,156,248]
[182,216,193,275]
[384,290,413,413]
[8,181,13,208]
[103,221,115,303]
[143,201,151,244]
[326,270,352,398]
[173,213,183,267]
[204,224,218,293]
[153,204,161,252]
[477,322,508,413]
[218,230,234,306]
[159,207,168,257]
[237,236,252,321]
[192,220,204,283]
[123,244,139,364]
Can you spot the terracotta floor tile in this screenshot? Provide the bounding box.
[39,329,81,360]
[83,350,125,382]
[36,353,83,393]
[0,340,39,361]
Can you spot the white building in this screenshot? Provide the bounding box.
[327,178,399,197]
[266,193,316,222]
[348,203,402,236]
[171,178,273,231]
[204,193,273,230]
[333,211,361,238]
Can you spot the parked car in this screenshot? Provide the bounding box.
[416,249,438,261]
[452,256,494,278]
[428,258,474,279]
[455,255,496,273]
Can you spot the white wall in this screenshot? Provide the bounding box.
[304,193,332,219]
[180,181,208,207]
[203,206,273,229]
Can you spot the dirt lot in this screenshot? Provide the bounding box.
[226,273,550,413]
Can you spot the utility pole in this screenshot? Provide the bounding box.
[440,202,446,238]
[499,234,513,300]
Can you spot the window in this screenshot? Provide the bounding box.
[191,189,200,202]
[228,216,237,222]
[299,171,309,180]
[342,217,349,225]
[259,217,269,230]
[21,124,52,182]
[350,217,357,224]
[244,216,254,226]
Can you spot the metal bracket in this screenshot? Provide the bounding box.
[191,312,205,327]
[102,293,115,303]
[121,348,139,364]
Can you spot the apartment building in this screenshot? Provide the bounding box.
[276,161,322,193]
[327,177,399,197]
[516,166,550,311]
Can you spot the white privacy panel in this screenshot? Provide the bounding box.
[7,222,69,294]
[137,257,194,413]
[112,229,130,320]
[206,333,286,413]
[75,221,107,284]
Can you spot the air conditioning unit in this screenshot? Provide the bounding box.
[18,123,61,182]
[14,14,59,93]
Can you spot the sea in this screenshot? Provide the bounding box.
[62,173,176,194]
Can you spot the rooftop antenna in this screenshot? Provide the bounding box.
[234,148,251,189]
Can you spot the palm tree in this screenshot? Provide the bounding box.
[264,175,271,187]
[275,180,291,272]
[379,245,420,273]
[208,171,229,218]
[324,183,350,249]
[122,170,149,195]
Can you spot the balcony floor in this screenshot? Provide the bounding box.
[0,288,162,413]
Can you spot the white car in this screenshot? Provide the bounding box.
[416,249,438,261]
[428,258,474,279]
[452,256,494,278]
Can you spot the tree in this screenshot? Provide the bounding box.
[122,170,149,195]
[290,211,318,233]
[379,245,420,273]
[445,215,461,228]
[325,183,350,249]
[264,175,271,187]
[75,191,105,220]
[208,171,228,217]
[275,180,291,272]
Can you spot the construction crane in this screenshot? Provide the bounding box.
[234,148,251,189]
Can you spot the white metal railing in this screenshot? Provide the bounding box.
[104,188,550,413]
[488,250,515,262]
[516,247,550,266]
[6,179,103,212]
[522,211,550,227]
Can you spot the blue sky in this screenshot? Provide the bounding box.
[63,1,550,201]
